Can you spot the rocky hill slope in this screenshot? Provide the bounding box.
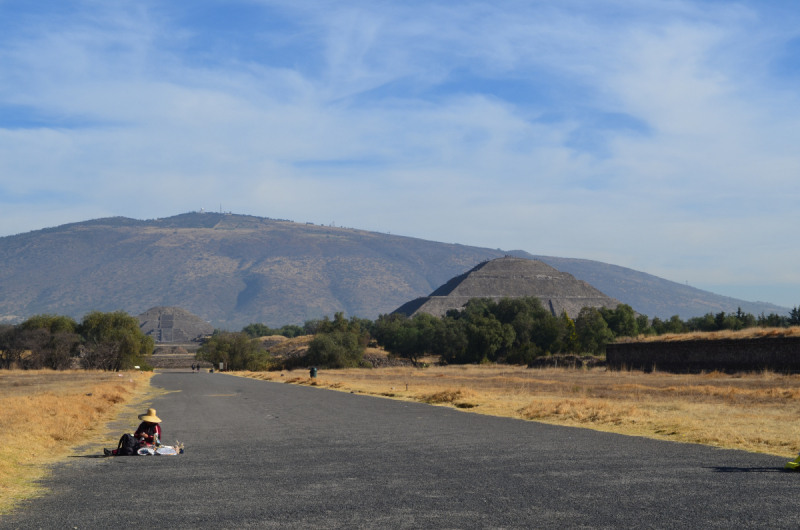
[0,213,788,328]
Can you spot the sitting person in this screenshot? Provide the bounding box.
[134,408,162,444]
[104,408,162,456]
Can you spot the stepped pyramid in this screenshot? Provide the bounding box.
[393,257,621,318]
[138,306,214,343]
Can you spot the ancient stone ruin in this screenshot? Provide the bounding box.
[137,306,214,343]
[393,257,621,318]
[606,337,800,373]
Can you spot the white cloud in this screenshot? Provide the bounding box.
[1,0,800,305]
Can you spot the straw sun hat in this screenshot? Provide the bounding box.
[138,408,162,423]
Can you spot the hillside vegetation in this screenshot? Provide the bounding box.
[0,212,788,327]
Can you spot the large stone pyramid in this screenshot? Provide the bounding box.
[138,306,214,343]
[393,257,622,318]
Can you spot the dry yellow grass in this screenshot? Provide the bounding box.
[258,334,288,342]
[265,335,313,357]
[233,365,800,457]
[258,335,289,348]
[0,370,156,514]
[619,326,800,343]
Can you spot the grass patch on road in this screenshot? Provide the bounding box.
[232,366,800,457]
[0,370,155,514]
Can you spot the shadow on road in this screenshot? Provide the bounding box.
[706,466,785,473]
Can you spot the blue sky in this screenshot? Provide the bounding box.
[1,0,800,307]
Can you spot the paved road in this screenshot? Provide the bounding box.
[3,372,800,529]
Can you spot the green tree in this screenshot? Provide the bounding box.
[278,325,306,338]
[304,331,365,368]
[310,312,374,338]
[503,298,561,353]
[600,304,638,337]
[558,311,580,353]
[16,314,81,369]
[434,317,469,364]
[197,332,271,371]
[372,313,406,349]
[757,312,789,328]
[790,306,800,326]
[461,297,560,359]
[242,323,276,338]
[575,308,615,355]
[373,313,440,366]
[685,310,761,332]
[463,314,515,364]
[635,314,653,336]
[18,314,78,334]
[666,315,685,333]
[243,323,307,338]
[78,311,155,371]
[686,313,716,332]
[653,315,686,334]
[0,325,24,369]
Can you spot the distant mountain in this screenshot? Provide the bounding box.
[0,213,788,328]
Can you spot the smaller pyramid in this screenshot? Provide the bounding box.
[138,306,214,343]
[393,257,621,318]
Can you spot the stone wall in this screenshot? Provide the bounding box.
[606,337,800,372]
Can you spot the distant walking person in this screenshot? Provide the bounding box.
[191,363,196,372]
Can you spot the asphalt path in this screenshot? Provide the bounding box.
[3,371,800,529]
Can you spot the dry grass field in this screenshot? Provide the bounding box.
[619,326,800,342]
[0,370,155,514]
[235,365,800,457]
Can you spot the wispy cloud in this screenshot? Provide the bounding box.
[1,0,800,305]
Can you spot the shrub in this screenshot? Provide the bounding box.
[575,308,615,355]
[242,323,306,339]
[303,331,365,369]
[78,311,154,371]
[197,332,272,371]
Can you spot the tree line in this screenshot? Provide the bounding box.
[5,301,796,371]
[198,313,373,371]
[649,306,800,334]
[227,299,800,368]
[0,311,154,370]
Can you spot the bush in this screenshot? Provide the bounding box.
[197,332,272,371]
[575,308,615,355]
[4,315,81,370]
[1,313,152,371]
[504,342,541,365]
[78,311,154,371]
[652,315,686,335]
[373,313,441,366]
[790,306,800,326]
[242,323,306,339]
[303,331,365,368]
[600,304,638,337]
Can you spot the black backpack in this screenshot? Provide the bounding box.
[117,433,141,456]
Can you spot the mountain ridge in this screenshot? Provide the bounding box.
[0,212,788,328]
